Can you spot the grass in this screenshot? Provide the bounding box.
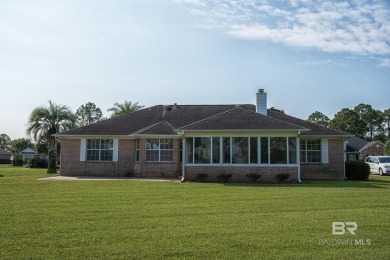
[0,165,389,259]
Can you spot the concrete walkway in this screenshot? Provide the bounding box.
[37,176,180,182]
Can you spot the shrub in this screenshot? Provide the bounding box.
[246,173,261,182]
[195,173,208,182]
[345,160,370,180]
[275,173,290,183]
[26,157,48,168]
[12,153,23,166]
[217,173,232,182]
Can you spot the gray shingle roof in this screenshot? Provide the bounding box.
[57,104,349,137]
[267,110,350,136]
[178,107,306,131]
[346,136,369,152]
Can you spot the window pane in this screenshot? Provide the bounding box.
[87,150,99,161]
[261,138,269,164]
[212,137,220,164]
[146,150,159,161]
[270,137,287,164]
[289,137,297,164]
[223,137,231,164]
[186,138,193,163]
[160,139,173,149]
[300,151,306,163]
[307,151,321,163]
[101,139,113,149]
[160,150,173,161]
[250,137,258,164]
[100,150,113,161]
[194,137,211,164]
[232,137,248,164]
[146,139,159,149]
[87,139,100,149]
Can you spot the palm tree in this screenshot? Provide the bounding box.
[26,101,76,173]
[107,100,144,118]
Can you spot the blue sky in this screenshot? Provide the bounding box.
[1,0,389,139]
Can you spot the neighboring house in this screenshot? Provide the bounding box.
[56,90,351,182]
[22,148,37,162]
[0,148,12,163]
[346,136,384,161]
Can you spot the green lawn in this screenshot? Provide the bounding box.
[0,165,389,259]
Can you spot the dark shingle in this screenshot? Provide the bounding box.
[267,110,350,136]
[178,107,306,131]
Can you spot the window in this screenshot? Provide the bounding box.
[212,137,220,164]
[223,137,231,164]
[135,139,140,161]
[186,138,193,163]
[288,137,297,164]
[260,137,269,164]
[300,139,321,163]
[86,139,113,161]
[194,137,211,163]
[270,137,287,164]
[145,139,173,162]
[250,137,258,164]
[232,137,249,164]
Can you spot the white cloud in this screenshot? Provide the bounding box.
[174,0,390,57]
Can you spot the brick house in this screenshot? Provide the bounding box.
[346,136,384,161]
[56,90,350,182]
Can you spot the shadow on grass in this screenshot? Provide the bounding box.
[222,177,390,189]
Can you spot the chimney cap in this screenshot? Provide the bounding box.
[258,89,265,93]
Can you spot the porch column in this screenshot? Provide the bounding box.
[296,135,301,183]
[181,138,186,181]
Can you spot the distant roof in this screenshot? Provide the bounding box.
[346,136,369,152]
[56,104,349,137]
[21,148,36,154]
[0,148,11,155]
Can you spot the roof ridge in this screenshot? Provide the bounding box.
[177,107,241,130]
[134,120,175,135]
[244,107,307,130]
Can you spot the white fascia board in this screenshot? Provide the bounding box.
[301,135,352,139]
[176,130,304,137]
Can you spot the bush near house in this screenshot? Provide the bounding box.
[275,173,290,183]
[12,153,23,166]
[246,173,262,182]
[195,173,208,182]
[345,160,370,180]
[216,173,232,182]
[26,157,48,168]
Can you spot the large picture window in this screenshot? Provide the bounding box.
[86,139,113,161]
[185,136,298,165]
[300,139,321,163]
[145,139,173,162]
[270,137,287,164]
[194,137,211,163]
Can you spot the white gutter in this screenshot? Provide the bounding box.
[180,133,186,182]
[297,131,302,183]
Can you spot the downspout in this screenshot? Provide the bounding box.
[181,136,186,182]
[297,131,302,184]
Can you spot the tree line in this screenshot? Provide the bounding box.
[0,100,144,173]
[307,104,390,143]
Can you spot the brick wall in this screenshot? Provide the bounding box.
[360,143,384,159]
[60,139,135,177]
[60,138,181,178]
[300,139,345,180]
[185,166,298,183]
